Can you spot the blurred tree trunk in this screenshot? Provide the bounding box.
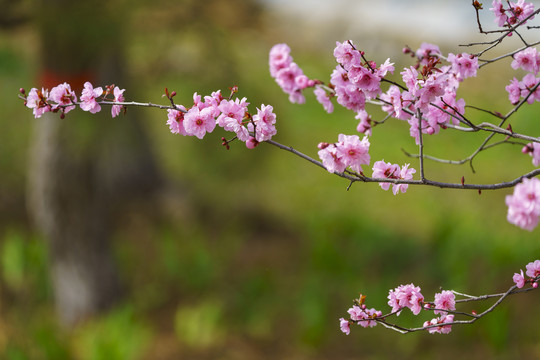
[27,1,162,327]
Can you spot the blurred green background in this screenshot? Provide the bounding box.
[0,0,539,359]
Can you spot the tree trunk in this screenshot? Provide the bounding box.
[27,0,162,326]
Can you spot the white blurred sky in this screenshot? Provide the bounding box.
[260,0,540,46]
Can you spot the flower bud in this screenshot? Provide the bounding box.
[246,137,259,149]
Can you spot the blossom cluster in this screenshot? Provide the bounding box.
[166,90,277,148]
[505,177,540,231]
[506,48,540,105]
[342,259,538,336]
[513,259,540,288]
[340,284,457,335]
[269,43,317,104]
[24,82,125,119]
[372,160,416,195]
[490,0,535,27]
[317,134,371,174]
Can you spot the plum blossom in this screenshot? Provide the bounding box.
[387,283,424,315]
[217,97,250,142]
[372,160,416,195]
[183,106,217,139]
[318,143,346,174]
[490,0,509,26]
[360,308,382,328]
[505,177,540,230]
[318,134,371,174]
[333,40,361,71]
[511,47,540,74]
[269,43,293,77]
[250,104,277,142]
[269,44,314,104]
[433,290,456,315]
[415,42,441,65]
[448,53,479,80]
[355,110,372,136]
[490,0,535,27]
[339,318,351,335]
[80,81,103,114]
[424,314,454,334]
[520,73,540,103]
[49,82,77,114]
[330,66,366,112]
[26,87,51,118]
[111,86,125,118]
[313,86,334,113]
[513,270,526,288]
[335,134,371,173]
[526,259,540,278]
[506,77,522,104]
[522,142,540,166]
[166,107,188,135]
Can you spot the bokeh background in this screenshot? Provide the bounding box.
[1,0,539,359]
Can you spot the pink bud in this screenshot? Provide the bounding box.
[246,137,259,149]
[533,282,538,289]
[318,142,330,150]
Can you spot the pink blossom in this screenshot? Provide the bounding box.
[339,318,350,335]
[269,43,292,77]
[330,66,367,112]
[376,58,395,78]
[245,137,259,149]
[183,106,216,139]
[513,269,526,288]
[347,305,366,322]
[490,0,508,26]
[508,0,536,25]
[80,81,103,114]
[416,74,446,109]
[525,259,540,278]
[373,160,416,194]
[166,107,188,135]
[415,42,441,65]
[520,73,540,104]
[334,40,361,71]
[511,47,540,74]
[380,85,409,120]
[505,177,540,230]
[426,91,465,131]
[26,87,51,118]
[433,290,456,315]
[522,142,540,166]
[393,163,416,195]
[506,77,522,104]
[401,67,420,94]
[448,53,479,80]
[49,82,77,114]
[111,86,125,118]
[269,45,313,105]
[387,283,424,315]
[373,160,402,192]
[314,87,334,113]
[335,84,366,113]
[348,66,381,96]
[217,97,250,141]
[424,314,454,334]
[250,104,277,142]
[318,143,346,174]
[355,110,372,136]
[359,308,382,328]
[335,134,371,173]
